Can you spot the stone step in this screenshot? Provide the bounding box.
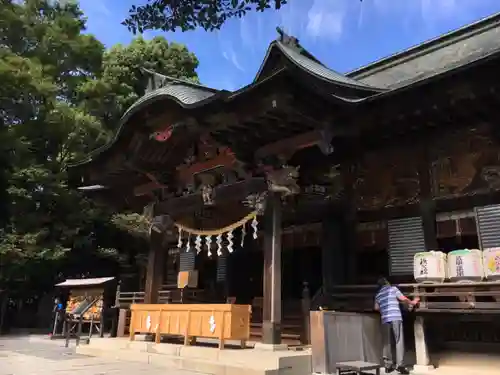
[77,337,312,375]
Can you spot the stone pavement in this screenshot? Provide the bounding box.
[0,335,205,375]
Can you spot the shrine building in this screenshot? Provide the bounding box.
[71,13,500,354]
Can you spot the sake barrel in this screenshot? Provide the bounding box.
[483,248,500,281]
[414,251,447,283]
[447,249,484,282]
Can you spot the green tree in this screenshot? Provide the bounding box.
[124,0,369,33]
[77,36,200,239]
[0,0,202,299]
[123,0,288,32]
[0,0,111,294]
[78,36,199,132]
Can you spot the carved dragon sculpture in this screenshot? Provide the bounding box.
[266,165,300,196]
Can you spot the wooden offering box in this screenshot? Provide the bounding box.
[129,303,251,349]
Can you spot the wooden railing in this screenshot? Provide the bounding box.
[114,283,312,345]
[320,281,500,314]
[116,289,206,308]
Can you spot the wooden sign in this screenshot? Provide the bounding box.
[177,270,199,289]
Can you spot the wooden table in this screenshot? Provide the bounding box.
[129,303,251,349]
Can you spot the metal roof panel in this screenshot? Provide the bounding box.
[55,277,115,287]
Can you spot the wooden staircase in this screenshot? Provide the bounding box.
[249,322,302,345]
[248,298,305,346]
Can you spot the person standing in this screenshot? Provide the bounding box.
[374,277,419,375]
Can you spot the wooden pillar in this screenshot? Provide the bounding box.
[342,162,358,284]
[321,162,358,289]
[418,145,438,250]
[262,192,282,345]
[414,316,433,370]
[216,254,228,300]
[144,230,166,304]
[321,211,347,288]
[414,144,434,371]
[343,204,358,284]
[420,199,438,249]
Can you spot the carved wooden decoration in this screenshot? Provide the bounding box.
[266,165,300,196]
[354,147,420,211]
[430,126,500,198]
[176,135,245,186]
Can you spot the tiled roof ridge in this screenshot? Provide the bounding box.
[347,11,500,79]
[140,67,219,93]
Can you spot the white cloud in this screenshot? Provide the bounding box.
[306,0,345,41]
[239,17,255,54]
[372,0,496,24]
[217,30,245,72]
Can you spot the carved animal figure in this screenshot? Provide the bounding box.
[354,152,420,209]
[200,185,215,205]
[197,173,216,205]
[432,153,479,195]
[481,165,500,189]
[149,122,186,142]
[243,192,268,215]
[150,125,173,142]
[354,159,398,209]
[267,165,300,196]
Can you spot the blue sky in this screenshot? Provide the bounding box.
[79,0,500,91]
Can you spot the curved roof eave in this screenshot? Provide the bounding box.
[69,84,225,168]
[275,42,385,93]
[253,40,385,94]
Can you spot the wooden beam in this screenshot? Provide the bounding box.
[176,147,238,183]
[153,177,267,216]
[255,130,322,160]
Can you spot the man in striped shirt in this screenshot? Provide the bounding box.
[375,277,419,375]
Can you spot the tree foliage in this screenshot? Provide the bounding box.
[78,36,199,132]
[0,0,111,293]
[0,0,200,297]
[123,0,288,33]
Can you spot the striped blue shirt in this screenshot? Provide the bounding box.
[375,285,403,323]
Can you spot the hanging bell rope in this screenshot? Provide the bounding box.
[174,211,258,236]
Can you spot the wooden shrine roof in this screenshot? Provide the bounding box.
[72,13,500,170]
[69,12,500,197]
[348,12,500,88]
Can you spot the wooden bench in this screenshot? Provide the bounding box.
[335,361,381,375]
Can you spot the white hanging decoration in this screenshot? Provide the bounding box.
[177,227,183,248]
[227,230,234,253]
[195,235,202,253]
[216,234,223,256]
[173,211,258,256]
[206,235,213,256]
[241,223,246,247]
[251,216,258,239]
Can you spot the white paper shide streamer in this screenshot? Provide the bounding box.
[205,235,213,256]
[216,234,223,256]
[226,230,234,253]
[195,235,202,253]
[174,212,260,257]
[251,216,258,239]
